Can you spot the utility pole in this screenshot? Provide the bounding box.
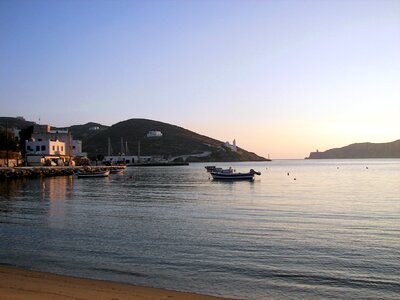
[120,137,125,155]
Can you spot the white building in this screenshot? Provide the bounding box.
[72,140,87,157]
[25,138,66,166]
[31,125,73,156]
[147,130,163,138]
[224,139,237,152]
[24,124,81,166]
[103,155,159,165]
[26,138,66,156]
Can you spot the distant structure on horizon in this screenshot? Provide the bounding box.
[224,139,237,152]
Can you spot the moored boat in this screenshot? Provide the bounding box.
[77,170,110,178]
[205,166,222,172]
[210,168,261,181]
[110,168,124,174]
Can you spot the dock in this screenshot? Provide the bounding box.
[0,166,126,179]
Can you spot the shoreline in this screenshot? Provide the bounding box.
[0,265,229,300]
[0,165,126,179]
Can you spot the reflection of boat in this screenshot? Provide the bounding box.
[77,170,110,178]
[210,168,261,181]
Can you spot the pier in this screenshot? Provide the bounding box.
[0,166,126,179]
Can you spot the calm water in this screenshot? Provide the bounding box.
[1,160,399,299]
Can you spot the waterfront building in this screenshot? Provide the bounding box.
[23,124,85,166]
[103,155,153,165]
[25,138,66,166]
[72,140,87,157]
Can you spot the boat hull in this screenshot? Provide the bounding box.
[77,170,110,178]
[210,172,255,180]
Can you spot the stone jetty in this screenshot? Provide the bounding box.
[0,166,126,179]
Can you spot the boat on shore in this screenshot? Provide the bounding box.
[77,169,110,178]
[210,168,261,181]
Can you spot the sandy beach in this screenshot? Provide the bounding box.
[0,265,228,300]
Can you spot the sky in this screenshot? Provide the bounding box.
[1,0,399,158]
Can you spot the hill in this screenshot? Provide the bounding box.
[63,122,109,141]
[0,117,35,130]
[77,119,266,161]
[1,117,266,162]
[307,140,400,159]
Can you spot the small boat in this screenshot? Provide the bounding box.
[205,166,222,172]
[110,168,124,174]
[210,168,261,181]
[77,170,110,178]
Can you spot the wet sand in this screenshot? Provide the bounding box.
[0,265,228,300]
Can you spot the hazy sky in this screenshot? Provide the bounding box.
[1,0,399,158]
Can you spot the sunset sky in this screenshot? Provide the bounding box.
[1,0,399,158]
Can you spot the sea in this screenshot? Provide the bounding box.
[0,159,399,299]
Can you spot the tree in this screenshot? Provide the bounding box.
[0,128,19,151]
[18,125,34,155]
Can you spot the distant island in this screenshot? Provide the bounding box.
[0,117,267,162]
[306,140,400,159]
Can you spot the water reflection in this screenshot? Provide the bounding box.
[1,161,400,300]
[0,178,29,200]
[40,176,72,201]
[0,179,29,214]
[41,176,73,229]
[0,176,73,228]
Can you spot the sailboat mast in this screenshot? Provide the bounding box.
[138,140,140,162]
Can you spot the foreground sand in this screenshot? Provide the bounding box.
[0,265,228,300]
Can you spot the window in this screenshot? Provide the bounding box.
[41,145,46,151]
[27,146,33,151]
[36,145,40,151]
[61,146,64,151]
[52,145,55,151]
[57,146,59,151]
